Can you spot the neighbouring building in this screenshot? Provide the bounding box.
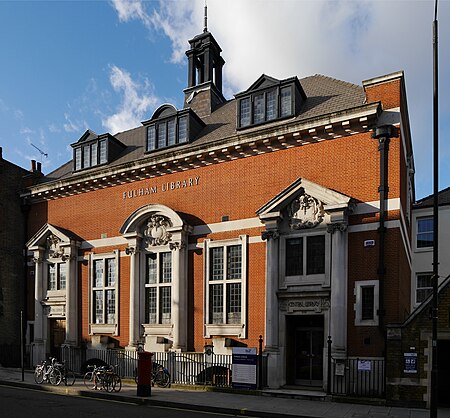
[21,27,416,396]
[0,147,39,358]
[386,187,450,407]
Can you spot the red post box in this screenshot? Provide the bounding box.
[137,351,153,397]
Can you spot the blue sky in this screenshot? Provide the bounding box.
[0,0,449,200]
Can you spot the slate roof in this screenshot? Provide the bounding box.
[40,74,366,184]
[414,186,450,208]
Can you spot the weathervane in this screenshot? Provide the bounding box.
[31,143,48,162]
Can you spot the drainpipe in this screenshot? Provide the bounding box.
[373,125,395,334]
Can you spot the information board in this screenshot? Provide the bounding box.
[232,347,257,389]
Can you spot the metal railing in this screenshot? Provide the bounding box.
[331,357,385,398]
[49,346,269,389]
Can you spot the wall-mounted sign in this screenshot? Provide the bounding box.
[357,359,372,371]
[404,352,417,374]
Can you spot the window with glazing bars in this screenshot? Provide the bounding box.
[416,273,433,303]
[92,258,116,324]
[47,263,67,291]
[208,245,242,324]
[145,252,172,324]
[285,235,325,276]
[361,286,375,320]
[417,217,433,248]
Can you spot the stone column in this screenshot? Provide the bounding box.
[64,244,79,346]
[32,248,46,363]
[327,222,348,357]
[260,213,282,388]
[127,238,141,349]
[169,236,188,351]
[262,229,280,350]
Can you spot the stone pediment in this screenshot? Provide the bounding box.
[27,223,81,259]
[256,178,353,229]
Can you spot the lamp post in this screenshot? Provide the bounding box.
[430,1,439,417]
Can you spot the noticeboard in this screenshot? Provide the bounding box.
[231,347,257,390]
[404,352,417,374]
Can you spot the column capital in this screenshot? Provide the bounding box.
[261,230,280,241]
[169,241,186,251]
[327,222,347,234]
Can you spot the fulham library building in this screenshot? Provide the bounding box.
[22,27,415,394]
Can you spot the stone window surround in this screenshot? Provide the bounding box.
[203,235,248,339]
[279,230,330,288]
[354,279,379,326]
[89,250,120,336]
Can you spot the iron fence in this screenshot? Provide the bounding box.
[50,346,269,389]
[331,357,385,398]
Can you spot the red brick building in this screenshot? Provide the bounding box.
[23,29,414,392]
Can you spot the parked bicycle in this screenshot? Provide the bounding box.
[34,357,62,385]
[83,364,121,393]
[54,360,76,386]
[134,362,170,388]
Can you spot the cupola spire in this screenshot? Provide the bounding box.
[183,6,226,117]
[203,1,208,33]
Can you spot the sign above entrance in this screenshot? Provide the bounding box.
[280,297,330,313]
[122,176,200,200]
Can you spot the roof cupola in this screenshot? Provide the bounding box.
[183,5,226,117]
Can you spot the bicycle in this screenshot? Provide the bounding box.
[83,364,121,393]
[134,362,170,388]
[54,360,76,386]
[34,357,62,385]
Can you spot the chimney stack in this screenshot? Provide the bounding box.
[31,160,36,172]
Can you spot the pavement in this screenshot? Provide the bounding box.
[1,367,449,418]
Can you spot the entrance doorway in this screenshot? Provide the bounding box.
[286,315,324,387]
[49,319,66,358]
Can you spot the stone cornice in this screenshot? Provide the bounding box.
[23,102,381,202]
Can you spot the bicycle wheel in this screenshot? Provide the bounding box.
[112,374,121,392]
[64,368,76,386]
[159,370,170,388]
[34,367,44,384]
[49,368,62,385]
[154,369,170,388]
[83,371,96,389]
[105,374,121,393]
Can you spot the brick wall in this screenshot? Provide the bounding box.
[0,158,28,345]
[25,75,412,355]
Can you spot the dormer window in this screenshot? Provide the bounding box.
[143,105,203,153]
[235,75,305,129]
[71,130,125,172]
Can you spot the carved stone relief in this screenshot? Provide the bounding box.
[143,215,172,247]
[46,234,65,259]
[288,188,324,229]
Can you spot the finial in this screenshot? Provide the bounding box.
[203,1,208,33]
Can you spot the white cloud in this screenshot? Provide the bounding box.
[20,127,34,135]
[102,65,159,134]
[110,0,450,199]
[110,0,152,27]
[48,123,61,133]
[63,113,82,133]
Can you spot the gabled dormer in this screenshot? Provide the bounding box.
[235,75,307,129]
[71,130,126,172]
[142,104,205,153]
